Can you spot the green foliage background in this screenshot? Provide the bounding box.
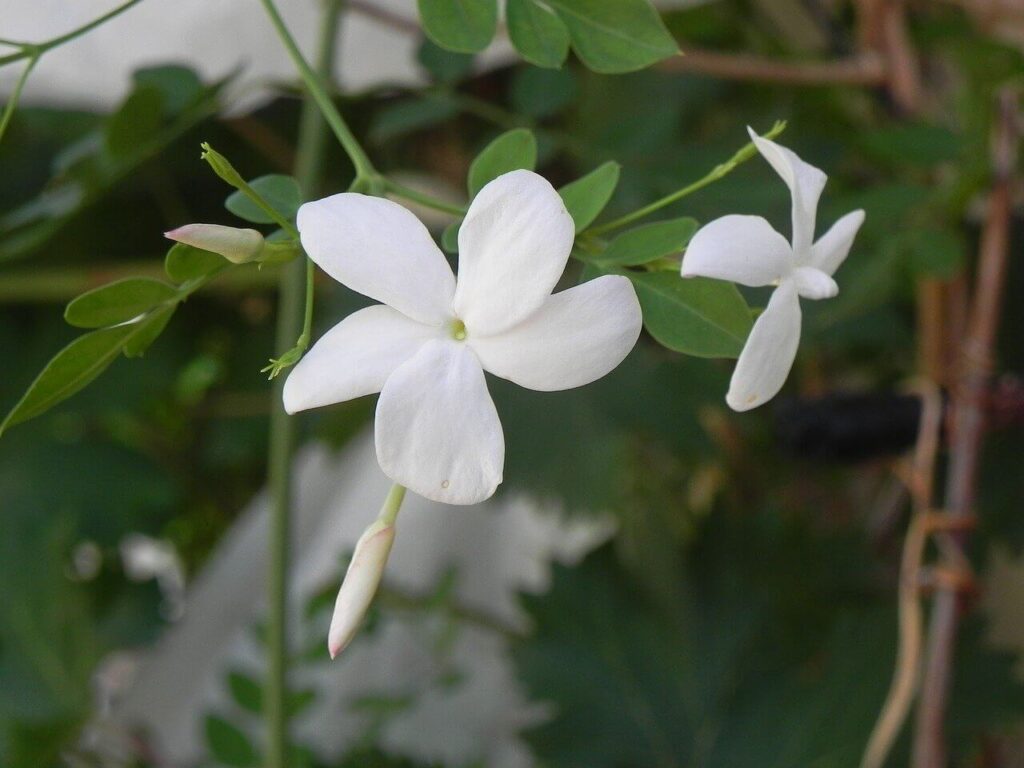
[2,1,1024,766]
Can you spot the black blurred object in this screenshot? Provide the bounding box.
[774,392,927,462]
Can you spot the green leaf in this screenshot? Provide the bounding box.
[64,278,177,329]
[133,65,204,114]
[629,272,752,358]
[124,305,176,358]
[509,66,577,118]
[507,0,570,68]
[165,243,228,282]
[416,38,474,82]
[903,226,965,279]
[468,128,538,197]
[559,161,620,232]
[441,220,461,253]
[104,85,165,158]
[546,0,679,73]
[1,326,133,434]
[418,0,498,53]
[287,688,317,716]
[204,715,259,768]
[596,217,698,266]
[227,671,262,714]
[225,175,302,225]
[369,97,459,143]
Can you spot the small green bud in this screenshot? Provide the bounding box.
[165,223,265,264]
[200,142,247,189]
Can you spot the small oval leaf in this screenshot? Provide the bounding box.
[0,326,134,435]
[227,671,263,715]
[441,220,461,253]
[547,0,679,74]
[165,243,229,282]
[225,174,302,224]
[418,0,498,54]
[468,128,538,197]
[65,278,177,329]
[507,0,570,69]
[559,161,620,232]
[124,305,176,358]
[630,272,752,358]
[597,217,698,267]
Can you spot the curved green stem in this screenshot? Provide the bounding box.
[255,0,377,183]
[0,55,38,144]
[378,484,407,526]
[588,120,786,236]
[263,1,344,766]
[382,178,465,216]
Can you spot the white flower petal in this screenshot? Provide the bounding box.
[283,305,441,414]
[726,279,802,412]
[792,266,838,300]
[453,169,576,335]
[328,519,395,659]
[375,340,504,505]
[748,127,827,255]
[682,215,793,286]
[809,209,865,276]
[297,194,456,325]
[470,275,642,392]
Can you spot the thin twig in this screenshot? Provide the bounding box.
[912,86,1019,768]
[861,381,943,768]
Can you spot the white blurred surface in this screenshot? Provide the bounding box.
[111,430,613,766]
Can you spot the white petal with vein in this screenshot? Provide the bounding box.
[375,340,504,505]
[470,275,642,391]
[453,170,575,335]
[682,215,792,286]
[298,193,456,325]
[283,305,441,414]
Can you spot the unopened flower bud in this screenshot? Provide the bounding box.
[165,223,265,264]
[328,519,396,659]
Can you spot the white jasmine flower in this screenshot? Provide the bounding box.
[682,128,865,411]
[284,170,642,504]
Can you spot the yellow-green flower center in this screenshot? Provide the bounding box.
[450,318,467,341]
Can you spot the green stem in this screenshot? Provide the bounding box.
[0,0,145,67]
[263,1,343,766]
[378,484,407,526]
[0,55,37,144]
[382,178,466,216]
[255,0,376,183]
[588,120,787,235]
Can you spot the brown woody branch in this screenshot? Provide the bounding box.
[912,85,1020,768]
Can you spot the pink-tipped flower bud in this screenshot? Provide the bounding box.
[328,519,396,659]
[164,223,265,264]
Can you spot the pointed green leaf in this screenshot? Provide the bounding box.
[417,38,475,82]
[133,65,204,114]
[370,97,459,143]
[1,326,133,434]
[165,243,228,282]
[64,278,177,329]
[227,671,262,714]
[507,0,570,68]
[596,217,698,267]
[225,174,302,224]
[124,305,175,358]
[418,0,498,54]
[204,715,259,768]
[546,0,679,73]
[629,272,752,358]
[468,128,538,197]
[104,85,165,158]
[559,161,620,232]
